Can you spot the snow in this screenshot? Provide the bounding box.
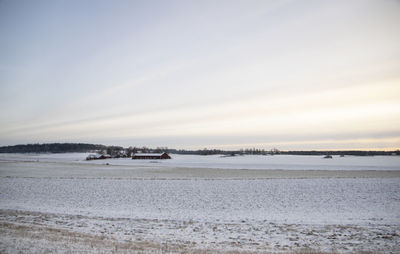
[1,153,400,171]
[1,177,399,225]
[1,153,400,253]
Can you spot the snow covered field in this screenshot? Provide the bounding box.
[1,152,400,171]
[1,153,400,253]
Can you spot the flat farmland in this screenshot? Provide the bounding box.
[1,154,399,253]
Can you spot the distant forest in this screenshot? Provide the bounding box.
[0,143,398,156]
[0,143,110,153]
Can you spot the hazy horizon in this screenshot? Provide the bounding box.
[1,0,399,150]
[0,142,399,152]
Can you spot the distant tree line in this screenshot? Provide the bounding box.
[0,143,398,156]
[0,143,107,153]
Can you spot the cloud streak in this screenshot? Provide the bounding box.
[0,0,399,149]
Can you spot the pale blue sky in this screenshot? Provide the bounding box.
[1,0,399,150]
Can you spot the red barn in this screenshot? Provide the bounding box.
[132,152,171,160]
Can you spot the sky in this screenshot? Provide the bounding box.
[0,0,399,150]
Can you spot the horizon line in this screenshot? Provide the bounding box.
[0,142,399,152]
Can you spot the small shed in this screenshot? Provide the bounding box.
[132,152,171,160]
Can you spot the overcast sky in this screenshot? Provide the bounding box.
[0,0,399,150]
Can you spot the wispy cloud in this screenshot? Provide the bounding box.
[0,0,399,149]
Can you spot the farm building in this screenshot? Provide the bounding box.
[132,152,171,160]
[86,154,112,160]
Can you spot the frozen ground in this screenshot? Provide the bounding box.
[1,153,400,253]
[1,152,400,171]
